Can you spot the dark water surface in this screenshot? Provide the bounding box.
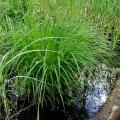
[17,64,116,120]
[1,64,115,120]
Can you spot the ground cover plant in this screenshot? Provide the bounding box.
[0,0,120,120]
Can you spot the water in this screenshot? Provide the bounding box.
[1,64,116,120]
[85,64,116,118]
[41,63,116,120]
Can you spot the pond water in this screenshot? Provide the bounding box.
[40,64,116,120]
[0,64,116,120]
[81,64,116,118]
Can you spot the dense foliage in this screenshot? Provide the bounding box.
[0,0,120,119]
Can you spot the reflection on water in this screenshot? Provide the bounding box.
[85,64,116,118]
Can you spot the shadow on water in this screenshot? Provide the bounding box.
[18,105,88,120]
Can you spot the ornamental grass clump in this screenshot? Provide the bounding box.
[0,0,116,119]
